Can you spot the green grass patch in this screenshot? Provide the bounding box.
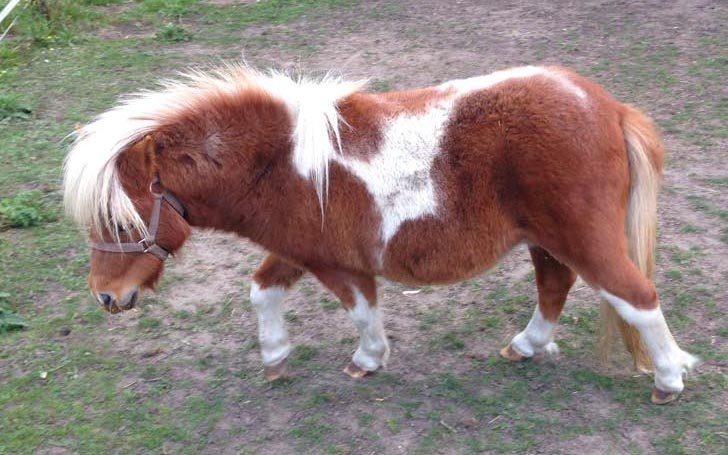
[137,316,162,329]
[289,344,319,367]
[0,302,28,333]
[9,0,108,46]
[700,176,728,188]
[135,0,200,18]
[320,297,339,311]
[433,331,466,351]
[0,93,32,120]
[686,195,728,245]
[0,190,56,228]
[290,412,332,445]
[208,0,355,26]
[680,223,705,234]
[665,269,682,281]
[156,22,194,42]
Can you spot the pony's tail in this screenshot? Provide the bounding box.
[598,104,664,372]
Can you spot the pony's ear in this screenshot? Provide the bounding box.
[121,135,158,180]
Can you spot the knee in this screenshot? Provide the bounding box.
[630,281,658,310]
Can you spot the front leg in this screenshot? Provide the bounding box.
[250,254,304,381]
[312,269,390,377]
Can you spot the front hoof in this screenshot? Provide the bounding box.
[500,344,524,362]
[651,387,679,405]
[264,358,289,382]
[343,361,372,379]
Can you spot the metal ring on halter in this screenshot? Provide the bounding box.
[91,175,186,262]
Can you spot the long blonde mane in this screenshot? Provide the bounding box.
[63,64,366,236]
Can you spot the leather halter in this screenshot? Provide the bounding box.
[91,176,186,261]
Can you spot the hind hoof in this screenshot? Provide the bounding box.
[264,358,289,382]
[500,345,524,362]
[343,361,372,379]
[651,387,679,405]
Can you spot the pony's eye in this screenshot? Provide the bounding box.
[116,224,127,233]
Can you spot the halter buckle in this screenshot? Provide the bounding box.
[138,238,153,252]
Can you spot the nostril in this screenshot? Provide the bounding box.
[128,290,139,309]
[98,292,114,308]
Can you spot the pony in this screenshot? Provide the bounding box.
[63,63,698,404]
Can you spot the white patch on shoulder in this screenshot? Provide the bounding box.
[336,100,453,245]
[600,290,699,393]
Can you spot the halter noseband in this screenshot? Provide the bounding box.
[91,176,186,261]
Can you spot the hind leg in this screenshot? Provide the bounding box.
[250,254,305,381]
[598,285,699,403]
[501,246,577,361]
[548,233,698,403]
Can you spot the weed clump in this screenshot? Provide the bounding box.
[0,190,55,228]
[155,23,193,43]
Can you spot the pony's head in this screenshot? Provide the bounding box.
[66,133,191,313]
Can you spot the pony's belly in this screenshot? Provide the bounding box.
[381,244,498,286]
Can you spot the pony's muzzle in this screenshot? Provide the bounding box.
[96,289,139,313]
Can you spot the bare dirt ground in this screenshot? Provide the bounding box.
[95,1,726,453]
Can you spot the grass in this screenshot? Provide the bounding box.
[156,23,194,42]
[0,0,726,454]
[0,190,56,228]
[0,301,28,332]
[0,93,32,120]
[686,195,728,245]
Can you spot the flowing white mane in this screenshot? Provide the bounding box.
[63,64,367,236]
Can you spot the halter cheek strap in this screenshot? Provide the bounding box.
[91,177,186,261]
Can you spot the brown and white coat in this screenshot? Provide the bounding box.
[63,64,698,403]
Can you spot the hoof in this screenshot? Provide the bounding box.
[651,387,679,405]
[264,358,289,382]
[500,345,524,362]
[343,361,372,379]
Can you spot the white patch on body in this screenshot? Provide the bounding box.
[547,68,588,101]
[509,307,560,357]
[440,65,546,94]
[336,101,453,245]
[249,282,291,366]
[440,65,587,101]
[325,66,589,254]
[348,287,390,371]
[600,290,699,393]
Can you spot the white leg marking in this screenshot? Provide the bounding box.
[510,307,559,357]
[600,290,699,393]
[250,282,291,366]
[349,287,390,371]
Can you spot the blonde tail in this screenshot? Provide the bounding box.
[598,104,664,372]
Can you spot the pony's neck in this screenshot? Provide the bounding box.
[155,91,298,235]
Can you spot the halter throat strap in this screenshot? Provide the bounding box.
[91,177,186,261]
